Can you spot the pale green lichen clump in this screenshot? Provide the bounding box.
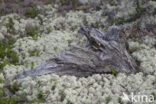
[129,35,156,75]
[0,0,156,104]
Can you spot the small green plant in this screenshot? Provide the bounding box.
[21,52,26,59]
[59,91,66,102]
[47,27,51,34]
[0,87,3,97]
[25,25,39,40]
[6,18,14,30]
[28,98,46,103]
[0,60,10,69]
[7,51,19,64]
[0,78,4,83]
[0,67,3,73]
[38,16,43,25]
[51,82,56,90]
[70,26,78,31]
[50,78,53,83]
[111,69,117,76]
[25,8,40,18]
[67,39,72,44]
[29,48,40,56]
[0,13,3,17]
[37,90,46,102]
[53,47,58,51]
[118,97,123,104]
[31,62,34,69]
[0,96,20,104]
[0,38,20,69]
[105,96,111,104]
[67,100,73,104]
[43,45,46,51]
[0,85,45,104]
[38,80,41,87]
[59,0,66,5]
[0,87,26,104]
[151,92,156,100]
[10,82,20,94]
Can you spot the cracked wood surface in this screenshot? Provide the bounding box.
[15,26,138,79]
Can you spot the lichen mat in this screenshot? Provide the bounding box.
[15,26,138,79]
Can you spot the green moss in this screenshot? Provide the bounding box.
[29,48,40,56]
[59,91,66,102]
[25,8,40,18]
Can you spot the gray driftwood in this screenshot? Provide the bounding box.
[15,26,138,79]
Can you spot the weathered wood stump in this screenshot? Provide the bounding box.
[15,26,138,79]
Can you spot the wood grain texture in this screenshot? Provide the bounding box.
[15,26,138,79]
